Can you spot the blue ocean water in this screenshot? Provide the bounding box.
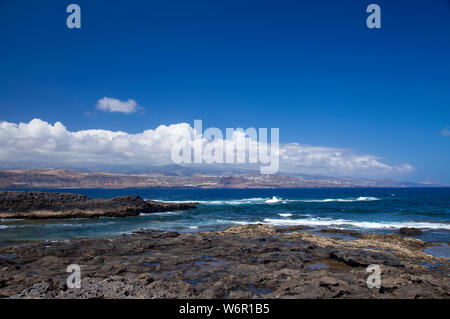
[0,188,449,245]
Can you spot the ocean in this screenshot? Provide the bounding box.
[1,188,449,245]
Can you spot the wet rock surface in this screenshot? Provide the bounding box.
[0,224,448,299]
[0,191,197,219]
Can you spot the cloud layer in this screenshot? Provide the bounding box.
[441,126,450,136]
[0,119,414,176]
[96,97,140,113]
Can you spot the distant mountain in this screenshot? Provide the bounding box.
[0,168,448,189]
[39,164,255,177]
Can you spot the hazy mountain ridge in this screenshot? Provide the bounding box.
[0,167,447,189]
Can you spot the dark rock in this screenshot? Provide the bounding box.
[320,228,361,237]
[0,224,448,299]
[276,226,313,232]
[399,228,423,236]
[0,191,197,219]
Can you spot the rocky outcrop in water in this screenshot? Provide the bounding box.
[0,224,448,299]
[399,227,423,236]
[0,191,197,219]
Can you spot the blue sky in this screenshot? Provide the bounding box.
[0,0,449,182]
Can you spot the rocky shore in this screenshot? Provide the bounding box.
[0,191,197,219]
[0,224,448,299]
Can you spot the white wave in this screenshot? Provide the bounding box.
[206,200,252,205]
[147,196,380,206]
[300,199,345,203]
[0,225,11,229]
[140,211,182,216]
[151,197,286,206]
[195,196,380,204]
[232,221,253,225]
[212,219,254,225]
[263,218,450,230]
[301,197,380,203]
[356,197,380,201]
[188,226,198,229]
[279,213,293,217]
[200,198,268,205]
[266,196,282,204]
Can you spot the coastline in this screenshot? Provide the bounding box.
[0,224,448,299]
[2,169,448,189]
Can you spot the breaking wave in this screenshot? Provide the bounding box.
[262,218,450,230]
[300,197,380,203]
[151,196,380,206]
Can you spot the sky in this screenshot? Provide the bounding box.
[0,0,449,182]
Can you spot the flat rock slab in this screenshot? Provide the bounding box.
[0,224,448,299]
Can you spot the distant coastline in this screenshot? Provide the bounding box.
[1,168,448,189]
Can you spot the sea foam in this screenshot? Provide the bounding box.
[148,196,380,206]
[263,218,450,230]
[300,197,380,203]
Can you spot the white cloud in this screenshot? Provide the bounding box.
[441,126,450,136]
[0,119,414,176]
[96,97,140,113]
[278,143,414,176]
